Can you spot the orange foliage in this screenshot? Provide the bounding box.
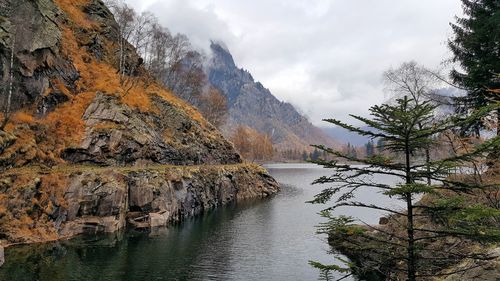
[52,78,72,97]
[0,174,62,243]
[60,26,90,92]
[0,126,38,166]
[11,111,35,124]
[0,194,7,216]
[91,63,121,92]
[0,0,219,169]
[54,0,94,29]
[120,81,152,111]
[93,121,118,131]
[162,127,174,142]
[60,27,117,94]
[56,4,209,118]
[43,91,96,152]
[231,125,274,161]
[153,85,207,125]
[38,174,69,210]
[60,25,154,112]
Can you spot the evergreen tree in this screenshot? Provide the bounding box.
[350,146,357,159]
[365,140,375,157]
[311,148,321,161]
[345,143,351,156]
[302,150,309,161]
[376,138,384,154]
[309,96,499,280]
[448,0,500,135]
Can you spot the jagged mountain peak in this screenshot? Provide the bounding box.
[209,41,233,65]
[207,41,339,151]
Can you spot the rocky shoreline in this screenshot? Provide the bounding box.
[0,164,279,248]
[0,0,281,262]
[329,236,499,281]
[326,198,500,281]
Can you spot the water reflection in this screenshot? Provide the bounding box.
[0,163,400,281]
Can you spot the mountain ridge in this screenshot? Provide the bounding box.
[207,42,339,151]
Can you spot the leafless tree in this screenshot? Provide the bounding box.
[199,87,228,128]
[231,125,273,162]
[143,22,205,104]
[147,23,171,80]
[162,33,191,86]
[1,34,15,130]
[130,11,156,63]
[383,61,442,104]
[384,61,443,185]
[168,50,206,104]
[102,1,218,111]
[105,0,136,83]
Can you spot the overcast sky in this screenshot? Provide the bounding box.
[124,0,463,127]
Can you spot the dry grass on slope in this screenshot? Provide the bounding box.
[1,0,214,168]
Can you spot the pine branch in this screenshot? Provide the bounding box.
[310,156,407,178]
[330,202,407,216]
[321,118,400,141]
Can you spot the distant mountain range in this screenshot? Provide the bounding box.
[207,42,338,151]
[321,126,371,146]
[321,87,464,147]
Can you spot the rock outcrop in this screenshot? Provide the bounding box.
[0,164,278,245]
[62,92,240,166]
[0,0,78,113]
[440,247,500,281]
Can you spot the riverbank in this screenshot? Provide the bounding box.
[0,163,279,248]
[0,163,351,280]
[327,189,500,280]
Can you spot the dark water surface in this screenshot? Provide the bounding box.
[0,163,402,281]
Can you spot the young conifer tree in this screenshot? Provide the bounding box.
[309,96,499,281]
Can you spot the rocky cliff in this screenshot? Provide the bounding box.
[207,42,339,151]
[0,0,278,246]
[0,164,278,244]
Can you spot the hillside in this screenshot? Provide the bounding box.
[0,0,278,245]
[207,42,339,152]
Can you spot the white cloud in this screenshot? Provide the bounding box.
[124,0,463,126]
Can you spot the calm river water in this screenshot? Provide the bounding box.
[0,163,403,281]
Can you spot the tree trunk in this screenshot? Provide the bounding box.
[405,141,416,281]
[497,108,499,137]
[1,35,15,130]
[425,148,431,186]
[119,31,124,85]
